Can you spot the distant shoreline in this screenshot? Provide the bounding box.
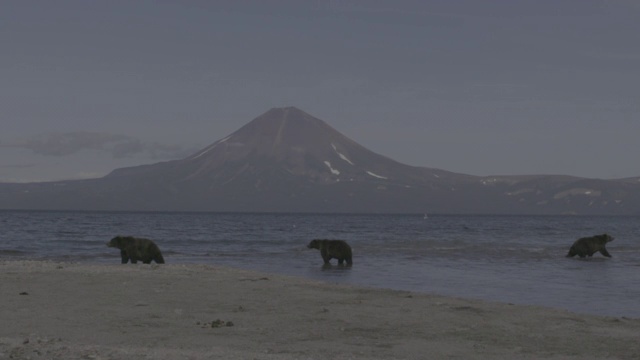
[2,208,639,217]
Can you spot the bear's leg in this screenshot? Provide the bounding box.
[120,250,129,264]
[599,248,612,257]
[130,257,138,264]
[346,257,353,266]
[321,249,331,264]
[338,258,344,265]
[566,247,576,257]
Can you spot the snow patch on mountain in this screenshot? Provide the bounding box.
[324,161,340,175]
[192,136,231,159]
[331,143,354,165]
[366,171,387,179]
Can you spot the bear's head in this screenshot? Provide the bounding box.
[107,235,127,248]
[307,239,322,250]
[601,233,614,243]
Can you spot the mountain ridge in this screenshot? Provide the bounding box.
[1,107,639,215]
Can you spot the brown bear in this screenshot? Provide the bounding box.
[107,236,165,264]
[566,233,614,258]
[307,239,353,266]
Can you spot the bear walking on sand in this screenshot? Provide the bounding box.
[307,239,353,266]
[107,236,165,264]
[566,233,614,258]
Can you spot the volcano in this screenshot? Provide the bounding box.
[1,107,639,214]
[99,107,472,213]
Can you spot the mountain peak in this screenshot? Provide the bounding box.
[257,106,322,126]
[267,106,306,114]
[179,106,409,185]
[220,106,337,150]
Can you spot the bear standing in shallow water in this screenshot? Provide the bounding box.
[107,236,165,264]
[307,239,353,266]
[566,233,614,258]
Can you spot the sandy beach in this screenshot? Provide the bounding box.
[1,261,639,360]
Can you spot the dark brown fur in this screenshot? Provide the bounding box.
[107,236,165,264]
[307,239,352,266]
[566,233,614,258]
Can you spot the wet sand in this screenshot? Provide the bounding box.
[1,261,639,359]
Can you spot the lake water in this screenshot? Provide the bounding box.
[1,210,639,318]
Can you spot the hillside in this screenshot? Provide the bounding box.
[1,107,639,214]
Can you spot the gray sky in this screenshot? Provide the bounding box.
[2,0,639,182]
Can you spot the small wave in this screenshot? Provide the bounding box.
[0,249,28,256]
[432,246,464,251]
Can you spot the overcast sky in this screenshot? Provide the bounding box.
[2,0,639,182]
